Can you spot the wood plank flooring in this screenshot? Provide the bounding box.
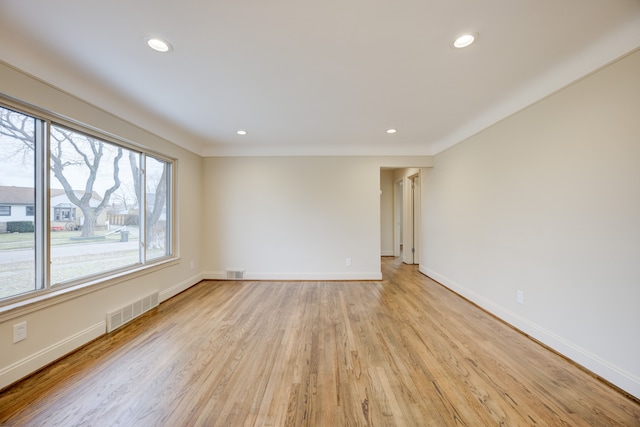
[1,257,638,426]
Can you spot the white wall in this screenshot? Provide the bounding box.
[421,50,640,398]
[202,156,432,280]
[0,62,204,389]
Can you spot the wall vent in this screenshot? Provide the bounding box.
[226,269,245,279]
[106,291,159,333]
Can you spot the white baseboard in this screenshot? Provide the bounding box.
[420,266,640,399]
[0,321,105,390]
[159,272,204,302]
[381,250,395,256]
[203,271,382,281]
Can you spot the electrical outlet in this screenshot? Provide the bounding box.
[345,258,352,266]
[516,290,524,305]
[13,321,27,343]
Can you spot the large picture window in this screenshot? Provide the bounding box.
[0,103,174,302]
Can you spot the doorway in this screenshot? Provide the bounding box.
[381,167,424,266]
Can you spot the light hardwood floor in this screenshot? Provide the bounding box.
[1,257,638,426]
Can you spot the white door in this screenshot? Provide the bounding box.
[394,179,403,257]
[406,173,420,264]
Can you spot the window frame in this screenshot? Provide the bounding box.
[0,205,10,216]
[0,96,177,308]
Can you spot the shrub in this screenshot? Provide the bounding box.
[7,221,35,233]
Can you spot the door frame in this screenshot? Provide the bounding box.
[409,173,420,264]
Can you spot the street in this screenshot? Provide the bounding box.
[0,240,140,262]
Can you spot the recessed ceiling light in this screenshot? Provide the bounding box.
[386,129,397,134]
[145,37,172,53]
[237,130,247,135]
[454,33,476,48]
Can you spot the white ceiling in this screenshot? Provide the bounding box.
[1,1,640,157]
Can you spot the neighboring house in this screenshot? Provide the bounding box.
[0,186,106,230]
[0,186,34,223]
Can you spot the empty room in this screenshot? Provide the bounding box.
[1,0,639,425]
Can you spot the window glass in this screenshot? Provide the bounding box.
[145,156,171,261]
[49,124,141,285]
[0,106,37,299]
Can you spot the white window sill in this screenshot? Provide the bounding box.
[0,257,179,323]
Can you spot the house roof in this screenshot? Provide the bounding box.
[0,186,103,204]
[0,186,34,204]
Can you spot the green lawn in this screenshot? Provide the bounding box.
[0,229,138,250]
[0,231,35,249]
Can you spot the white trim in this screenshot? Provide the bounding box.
[430,15,640,155]
[0,321,105,390]
[420,266,640,399]
[0,258,179,323]
[203,271,382,281]
[381,251,395,257]
[159,273,204,302]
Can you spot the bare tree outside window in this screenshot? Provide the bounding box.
[146,156,169,259]
[49,125,123,237]
[1,110,123,238]
[128,152,170,253]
